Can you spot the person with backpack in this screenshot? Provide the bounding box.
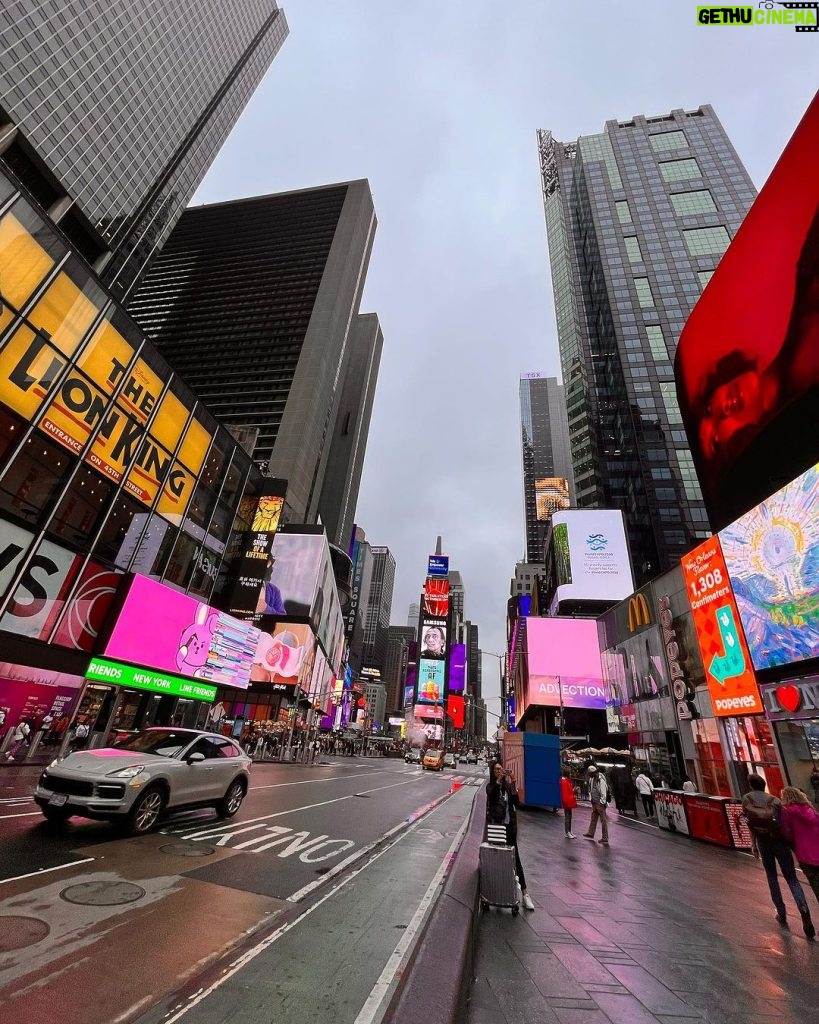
[560,769,578,838]
[5,719,30,760]
[635,770,655,817]
[582,765,610,845]
[742,774,814,939]
[779,786,819,907]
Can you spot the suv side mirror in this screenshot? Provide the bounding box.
[187,751,206,764]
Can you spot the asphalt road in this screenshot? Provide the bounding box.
[0,757,486,1024]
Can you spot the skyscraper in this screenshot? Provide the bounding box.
[519,373,574,562]
[361,546,396,672]
[0,1,288,299]
[538,106,757,581]
[384,625,416,713]
[127,182,379,541]
[407,602,420,633]
[447,570,465,630]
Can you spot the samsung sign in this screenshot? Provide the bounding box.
[427,556,449,577]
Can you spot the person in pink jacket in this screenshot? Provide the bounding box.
[779,786,819,905]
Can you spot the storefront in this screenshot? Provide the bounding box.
[760,675,819,801]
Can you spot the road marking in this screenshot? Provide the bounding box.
[250,769,380,791]
[0,857,96,886]
[0,797,33,804]
[352,812,472,1024]
[0,810,43,819]
[175,776,426,843]
[156,789,468,1024]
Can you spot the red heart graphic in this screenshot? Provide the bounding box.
[775,685,801,714]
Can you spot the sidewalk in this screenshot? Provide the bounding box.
[467,806,817,1024]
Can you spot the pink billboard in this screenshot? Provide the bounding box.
[104,575,260,689]
[524,617,605,713]
[0,662,84,736]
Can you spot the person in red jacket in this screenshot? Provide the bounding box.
[779,786,819,907]
[560,770,578,839]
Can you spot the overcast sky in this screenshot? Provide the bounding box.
[195,2,817,715]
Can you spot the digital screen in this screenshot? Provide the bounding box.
[676,93,819,530]
[719,463,819,671]
[681,537,762,716]
[448,643,466,693]
[427,556,449,577]
[404,683,415,708]
[417,658,445,703]
[256,532,325,618]
[446,694,465,729]
[524,617,606,712]
[420,621,447,659]
[423,577,450,617]
[549,510,634,606]
[105,575,259,689]
[251,622,316,690]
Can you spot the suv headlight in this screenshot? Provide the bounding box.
[107,765,146,779]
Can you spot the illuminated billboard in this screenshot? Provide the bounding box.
[524,617,606,712]
[427,556,449,577]
[222,489,286,620]
[448,643,467,693]
[535,477,570,521]
[251,622,316,690]
[420,621,447,659]
[0,203,210,521]
[423,577,450,617]
[256,531,324,618]
[681,538,762,716]
[550,510,634,606]
[417,658,445,703]
[675,93,819,530]
[719,464,819,671]
[104,575,259,689]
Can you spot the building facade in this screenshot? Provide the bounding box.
[383,625,415,714]
[360,546,396,672]
[127,182,379,542]
[538,106,757,582]
[519,373,574,563]
[0,1,288,300]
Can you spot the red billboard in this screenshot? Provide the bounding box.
[681,538,762,718]
[675,91,819,530]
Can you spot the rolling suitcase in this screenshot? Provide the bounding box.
[479,838,520,915]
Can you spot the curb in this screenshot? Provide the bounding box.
[383,786,487,1024]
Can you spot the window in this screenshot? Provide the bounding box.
[624,237,643,263]
[670,190,717,216]
[698,270,715,289]
[634,278,655,308]
[683,226,731,257]
[646,325,667,361]
[660,159,701,182]
[649,131,687,153]
[659,382,683,423]
[616,201,632,225]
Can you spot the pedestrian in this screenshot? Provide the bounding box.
[809,766,819,808]
[635,769,655,817]
[582,765,610,845]
[486,760,535,910]
[71,719,90,751]
[5,719,30,760]
[560,769,577,838]
[742,774,814,939]
[779,786,819,909]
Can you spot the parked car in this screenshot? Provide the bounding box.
[405,748,422,765]
[465,750,478,764]
[444,752,457,769]
[34,728,252,835]
[422,748,446,771]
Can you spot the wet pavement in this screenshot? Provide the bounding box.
[467,806,818,1024]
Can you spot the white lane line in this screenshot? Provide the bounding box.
[157,813,431,1024]
[174,776,428,841]
[250,770,380,792]
[353,810,472,1024]
[0,857,96,886]
[0,811,43,819]
[0,797,33,804]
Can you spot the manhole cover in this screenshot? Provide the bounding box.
[0,916,50,951]
[159,843,216,857]
[60,881,146,906]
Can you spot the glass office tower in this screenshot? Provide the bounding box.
[538,105,757,581]
[0,1,288,298]
[519,373,574,563]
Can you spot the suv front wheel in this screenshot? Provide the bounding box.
[126,785,166,835]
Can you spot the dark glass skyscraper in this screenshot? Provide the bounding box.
[127,182,380,542]
[519,373,574,562]
[361,546,396,672]
[538,105,757,581]
[0,1,288,298]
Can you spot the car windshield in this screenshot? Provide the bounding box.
[113,730,194,758]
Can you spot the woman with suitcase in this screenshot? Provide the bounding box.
[486,761,535,910]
